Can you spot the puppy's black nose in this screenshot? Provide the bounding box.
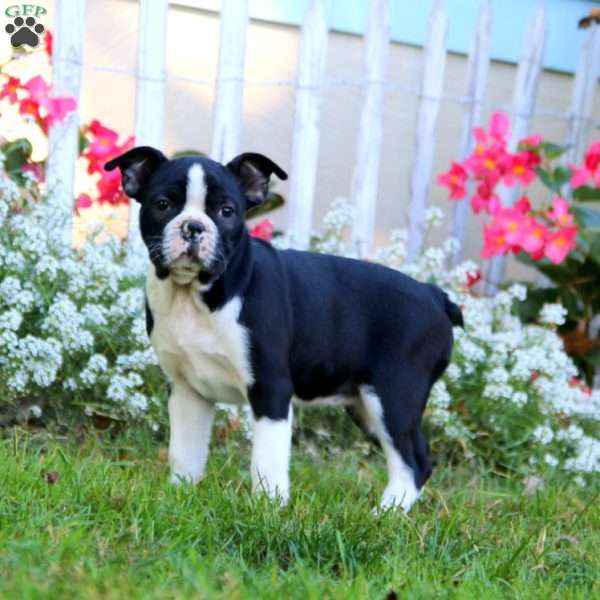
[181,220,204,241]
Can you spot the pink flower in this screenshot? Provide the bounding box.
[570,140,600,188]
[87,119,120,158]
[495,208,526,246]
[544,227,577,264]
[489,112,510,143]
[21,162,45,182]
[547,197,574,227]
[519,134,542,148]
[437,162,468,200]
[23,75,50,104]
[482,220,510,258]
[249,218,274,241]
[18,98,41,120]
[466,269,481,287]
[501,151,538,187]
[521,218,548,259]
[44,31,53,59]
[514,195,532,214]
[470,180,500,214]
[75,193,93,212]
[45,96,77,125]
[0,76,21,103]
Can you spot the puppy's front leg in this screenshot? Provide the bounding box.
[250,404,293,503]
[168,381,214,484]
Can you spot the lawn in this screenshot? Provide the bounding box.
[1,425,599,600]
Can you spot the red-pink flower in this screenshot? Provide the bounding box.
[75,193,93,212]
[570,140,600,188]
[466,269,481,287]
[519,134,542,148]
[19,98,41,120]
[547,197,574,227]
[87,119,120,158]
[495,208,526,246]
[489,112,510,143]
[501,151,538,187]
[521,218,548,259]
[482,220,510,258]
[544,227,577,264]
[21,162,45,182]
[437,162,468,200]
[45,96,77,125]
[0,76,22,103]
[470,180,500,214]
[249,218,274,241]
[23,75,50,104]
[44,30,53,59]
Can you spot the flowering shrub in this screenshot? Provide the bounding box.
[0,30,133,210]
[439,114,600,384]
[0,166,165,425]
[283,200,600,480]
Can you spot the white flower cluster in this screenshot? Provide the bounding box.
[0,167,163,422]
[310,199,600,477]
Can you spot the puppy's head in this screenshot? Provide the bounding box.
[105,148,287,286]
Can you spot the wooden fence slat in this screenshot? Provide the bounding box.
[451,0,491,265]
[210,0,248,163]
[406,0,448,261]
[564,23,600,165]
[287,0,328,249]
[129,0,169,240]
[485,2,547,295]
[351,0,390,258]
[46,0,86,247]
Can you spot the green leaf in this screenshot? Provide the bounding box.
[245,193,285,220]
[78,129,89,154]
[535,167,555,192]
[541,142,570,160]
[571,205,600,230]
[573,186,600,202]
[584,346,600,368]
[1,138,33,174]
[552,166,572,189]
[170,149,207,159]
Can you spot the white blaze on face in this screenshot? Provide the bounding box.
[162,163,220,285]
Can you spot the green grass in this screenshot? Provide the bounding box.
[1,426,599,600]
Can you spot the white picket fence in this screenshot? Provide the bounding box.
[48,0,600,293]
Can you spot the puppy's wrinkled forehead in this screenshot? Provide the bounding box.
[185,164,208,213]
[149,158,242,206]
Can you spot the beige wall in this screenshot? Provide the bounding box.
[9,1,600,277]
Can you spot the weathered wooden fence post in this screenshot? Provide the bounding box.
[287,0,328,249]
[564,23,600,165]
[406,0,448,262]
[210,0,249,164]
[451,0,491,265]
[351,0,390,257]
[129,0,168,241]
[485,2,547,295]
[46,0,86,247]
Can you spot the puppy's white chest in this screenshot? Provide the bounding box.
[146,270,253,404]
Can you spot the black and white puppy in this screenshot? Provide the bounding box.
[105,147,462,512]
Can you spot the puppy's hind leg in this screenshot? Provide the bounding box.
[358,385,431,512]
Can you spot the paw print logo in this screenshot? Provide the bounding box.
[5,16,45,48]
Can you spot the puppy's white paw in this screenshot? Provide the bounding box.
[379,482,422,513]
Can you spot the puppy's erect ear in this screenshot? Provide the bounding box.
[226,153,288,208]
[104,146,167,201]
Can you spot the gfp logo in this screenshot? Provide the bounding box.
[5,4,47,48]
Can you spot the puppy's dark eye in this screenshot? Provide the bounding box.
[156,197,170,211]
[220,206,235,218]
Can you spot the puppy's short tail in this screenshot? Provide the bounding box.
[443,293,464,328]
